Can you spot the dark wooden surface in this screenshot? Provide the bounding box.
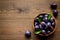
[0,0,60,40]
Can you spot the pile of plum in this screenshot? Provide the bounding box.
[34,14,56,35]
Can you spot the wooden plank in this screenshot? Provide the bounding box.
[0,0,60,40]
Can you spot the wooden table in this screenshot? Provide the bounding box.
[0,0,60,40]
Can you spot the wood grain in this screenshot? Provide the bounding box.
[0,0,60,40]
